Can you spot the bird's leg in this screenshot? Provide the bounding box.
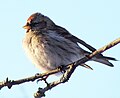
[57,65,66,74]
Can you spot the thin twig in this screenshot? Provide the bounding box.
[0,37,120,98]
[34,37,120,98]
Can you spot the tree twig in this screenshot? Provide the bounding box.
[34,37,120,98]
[0,37,120,98]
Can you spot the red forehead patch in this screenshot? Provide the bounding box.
[27,16,34,23]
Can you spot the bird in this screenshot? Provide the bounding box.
[22,12,116,73]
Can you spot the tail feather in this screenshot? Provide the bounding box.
[81,64,93,70]
[92,57,114,67]
[84,51,116,67]
[102,56,117,61]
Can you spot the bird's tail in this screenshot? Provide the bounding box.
[84,51,117,67]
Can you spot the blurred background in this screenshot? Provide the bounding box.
[0,0,120,98]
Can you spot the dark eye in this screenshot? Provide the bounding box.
[26,22,30,26]
[29,22,39,27]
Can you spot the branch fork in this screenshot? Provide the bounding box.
[0,37,120,98]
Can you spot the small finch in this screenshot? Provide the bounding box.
[23,13,116,73]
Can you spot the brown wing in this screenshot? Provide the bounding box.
[52,25,116,61]
[53,25,99,52]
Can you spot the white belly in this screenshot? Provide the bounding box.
[23,31,85,73]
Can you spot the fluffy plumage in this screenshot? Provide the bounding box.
[23,13,116,73]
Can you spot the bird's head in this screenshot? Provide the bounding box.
[23,13,55,32]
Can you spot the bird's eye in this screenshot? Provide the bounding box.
[30,22,39,27]
[26,22,30,26]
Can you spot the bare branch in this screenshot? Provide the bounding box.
[34,37,120,98]
[0,37,120,98]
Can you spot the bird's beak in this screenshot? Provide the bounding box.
[23,24,31,30]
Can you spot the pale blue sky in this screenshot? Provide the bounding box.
[0,0,120,98]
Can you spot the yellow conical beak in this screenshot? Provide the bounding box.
[23,24,31,30]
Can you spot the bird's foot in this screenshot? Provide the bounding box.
[57,65,66,74]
